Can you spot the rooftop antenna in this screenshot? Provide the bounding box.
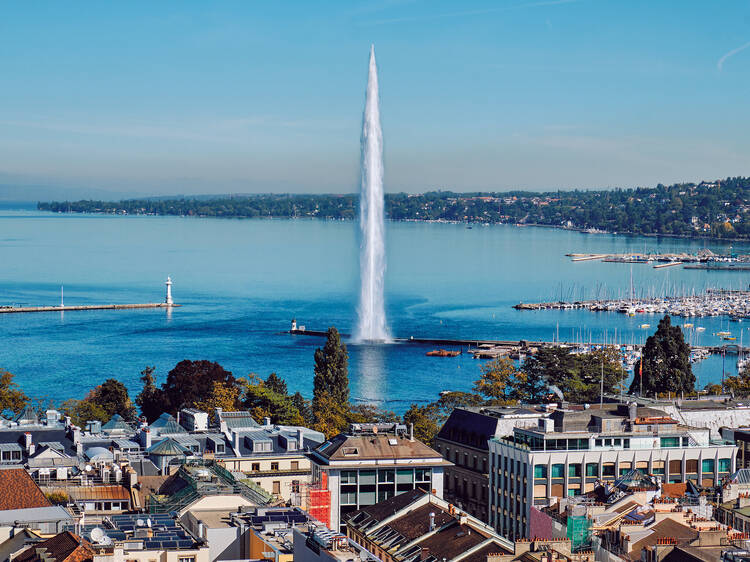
[60,285,64,307]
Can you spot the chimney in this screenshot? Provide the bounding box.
[75,442,83,456]
[429,512,435,532]
[410,423,415,442]
[24,432,33,449]
[142,427,152,449]
[264,417,272,427]
[233,431,240,451]
[71,426,81,445]
[629,402,637,422]
[64,416,71,428]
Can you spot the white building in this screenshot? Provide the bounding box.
[488,403,738,540]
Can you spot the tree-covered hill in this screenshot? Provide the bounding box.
[37,176,750,239]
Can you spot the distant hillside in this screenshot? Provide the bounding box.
[37,177,750,239]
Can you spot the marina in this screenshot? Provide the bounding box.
[514,288,750,320]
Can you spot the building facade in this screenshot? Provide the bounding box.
[488,403,738,540]
[309,423,450,532]
[433,406,545,522]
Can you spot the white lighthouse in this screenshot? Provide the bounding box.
[165,276,173,305]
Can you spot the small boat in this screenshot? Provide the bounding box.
[717,331,732,337]
[723,336,737,341]
[696,327,706,332]
[684,323,694,328]
[426,349,461,357]
[640,323,651,329]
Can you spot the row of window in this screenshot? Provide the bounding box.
[533,458,732,479]
[435,443,488,473]
[248,460,300,472]
[340,468,431,485]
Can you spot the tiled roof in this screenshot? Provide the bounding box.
[661,482,688,498]
[0,468,52,511]
[315,433,447,463]
[14,531,94,562]
[629,518,698,560]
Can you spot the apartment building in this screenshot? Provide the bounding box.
[488,403,738,540]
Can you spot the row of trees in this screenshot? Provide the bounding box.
[39,176,750,239]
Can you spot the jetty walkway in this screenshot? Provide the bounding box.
[0,303,179,314]
[288,328,742,356]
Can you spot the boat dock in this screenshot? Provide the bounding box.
[0,303,179,314]
[566,250,750,269]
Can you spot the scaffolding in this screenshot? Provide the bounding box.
[567,515,592,552]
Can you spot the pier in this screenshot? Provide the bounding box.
[0,303,179,314]
[288,328,743,357]
[0,277,180,314]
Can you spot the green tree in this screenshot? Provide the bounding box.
[136,366,161,422]
[265,373,288,395]
[473,357,518,404]
[629,315,694,396]
[160,360,236,415]
[723,365,750,397]
[0,370,30,414]
[242,374,305,426]
[403,404,440,444]
[60,398,108,427]
[312,392,349,438]
[312,327,350,409]
[88,378,137,421]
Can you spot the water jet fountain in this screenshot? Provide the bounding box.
[354,45,389,343]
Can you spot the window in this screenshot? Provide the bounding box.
[613,438,621,447]
[602,463,615,477]
[272,481,281,494]
[251,463,260,472]
[291,480,300,493]
[534,465,547,479]
[702,459,715,473]
[291,461,299,470]
[595,439,602,447]
[551,464,564,478]
[415,468,431,482]
[604,438,612,447]
[661,437,680,448]
[341,471,358,484]
[623,438,630,449]
[569,464,581,477]
[271,462,279,471]
[719,458,732,472]
[378,469,395,483]
[178,557,195,562]
[585,463,598,477]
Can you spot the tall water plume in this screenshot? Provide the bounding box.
[355,45,389,342]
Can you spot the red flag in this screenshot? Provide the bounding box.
[639,358,643,379]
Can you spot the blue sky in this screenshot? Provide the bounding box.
[2,0,750,196]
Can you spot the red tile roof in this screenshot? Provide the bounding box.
[661,483,688,499]
[0,468,51,511]
[14,532,94,562]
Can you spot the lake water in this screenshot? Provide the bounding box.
[1,206,748,412]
